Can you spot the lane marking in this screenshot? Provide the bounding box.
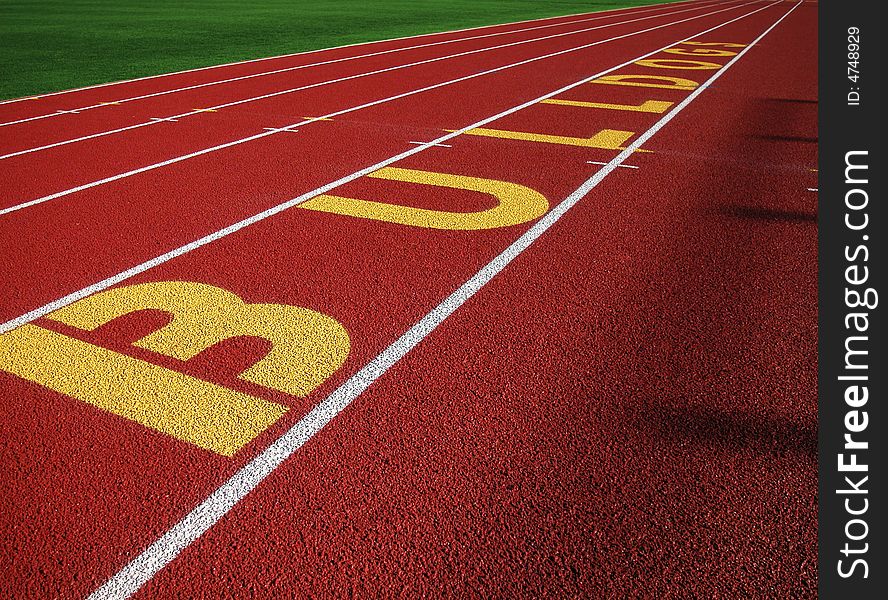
[587,160,639,169]
[87,4,802,597]
[302,116,333,121]
[807,187,818,192]
[149,117,179,123]
[0,0,717,106]
[0,0,780,336]
[192,108,217,113]
[0,0,764,216]
[0,0,747,156]
[408,141,452,148]
[262,127,299,133]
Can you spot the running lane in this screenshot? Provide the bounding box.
[0,2,813,598]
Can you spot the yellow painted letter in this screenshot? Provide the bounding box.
[459,126,633,149]
[0,281,350,456]
[590,74,699,90]
[48,281,350,398]
[301,167,548,230]
[681,41,746,48]
[541,98,673,113]
[663,47,736,57]
[634,58,722,70]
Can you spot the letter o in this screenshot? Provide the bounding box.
[845,188,868,210]
[845,518,869,541]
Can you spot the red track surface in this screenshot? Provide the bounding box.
[1,1,817,597]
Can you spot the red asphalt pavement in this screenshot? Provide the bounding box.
[0,0,817,597]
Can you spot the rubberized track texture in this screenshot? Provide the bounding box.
[0,0,818,597]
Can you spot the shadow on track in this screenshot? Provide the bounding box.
[636,403,817,458]
[719,204,816,223]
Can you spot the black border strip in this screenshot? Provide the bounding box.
[819,0,885,596]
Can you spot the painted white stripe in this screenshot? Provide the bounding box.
[587,160,639,169]
[409,141,452,148]
[85,4,802,598]
[0,0,716,106]
[0,0,777,336]
[0,0,744,160]
[0,0,727,128]
[0,0,761,216]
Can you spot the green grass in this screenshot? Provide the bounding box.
[0,0,681,100]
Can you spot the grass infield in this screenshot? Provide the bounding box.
[1,0,681,100]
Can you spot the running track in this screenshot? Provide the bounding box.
[0,0,818,597]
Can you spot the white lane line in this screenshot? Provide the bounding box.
[262,127,299,133]
[0,0,763,217]
[0,0,716,106]
[149,117,178,123]
[0,0,779,334]
[587,160,638,169]
[0,0,726,128]
[85,4,802,598]
[409,141,452,148]
[0,0,745,160]
[807,187,817,192]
